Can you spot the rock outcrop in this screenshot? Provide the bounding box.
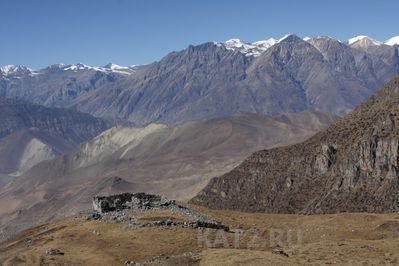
[191,76,399,214]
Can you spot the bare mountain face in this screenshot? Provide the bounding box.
[0,97,109,175]
[0,111,337,239]
[191,76,399,214]
[1,35,398,125]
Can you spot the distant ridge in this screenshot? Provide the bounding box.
[0,97,109,174]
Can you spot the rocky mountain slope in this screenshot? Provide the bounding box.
[0,111,337,239]
[1,34,398,125]
[0,97,109,174]
[192,76,399,214]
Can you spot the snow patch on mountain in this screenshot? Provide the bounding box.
[58,63,137,75]
[217,37,277,57]
[63,63,93,71]
[103,63,129,70]
[1,62,138,77]
[101,63,138,75]
[348,35,382,47]
[217,34,399,56]
[384,36,399,46]
[0,65,33,76]
[304,36,342,43]
[252,38,277,47]
[278,34,295,42]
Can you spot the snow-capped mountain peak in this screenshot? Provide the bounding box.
[276,34,305,44]
[253,38,277,48]
[384,36,399,46]
[305,36,341,42]
[63,63,93,71]
[224,38,246,48]
[218,33,399,57]
[0,65,32,76]
[218,37,277,57]
[44,63,136,75]
[348,35,368,45]
[278,34,294,42]
[348,35,382,47]
[101,63,137,75]
[103,63,129,70]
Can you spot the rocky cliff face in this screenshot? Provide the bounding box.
[191,77,399,214]
[1,35,398,125]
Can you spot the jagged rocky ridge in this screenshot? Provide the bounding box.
[191,76,399,214]
[1,34,399,124]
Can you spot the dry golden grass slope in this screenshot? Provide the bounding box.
[1,207,399,265]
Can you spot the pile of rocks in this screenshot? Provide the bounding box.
[169,204,227,230]
[93,193,173,213]
[90,192,229,231]
[127,219,227,231]
[125,251,200,266]
[46,248,64,256]
[272,246,289,257]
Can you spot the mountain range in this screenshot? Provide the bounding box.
[192,76,399,214]
[1,34,399,125]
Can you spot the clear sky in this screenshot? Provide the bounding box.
[1,0,398,69]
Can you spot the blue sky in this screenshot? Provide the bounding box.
[1,0,398,69]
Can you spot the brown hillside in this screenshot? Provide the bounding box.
[1,208,399,265]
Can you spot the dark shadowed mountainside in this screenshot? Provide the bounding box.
[0,97,109,174]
